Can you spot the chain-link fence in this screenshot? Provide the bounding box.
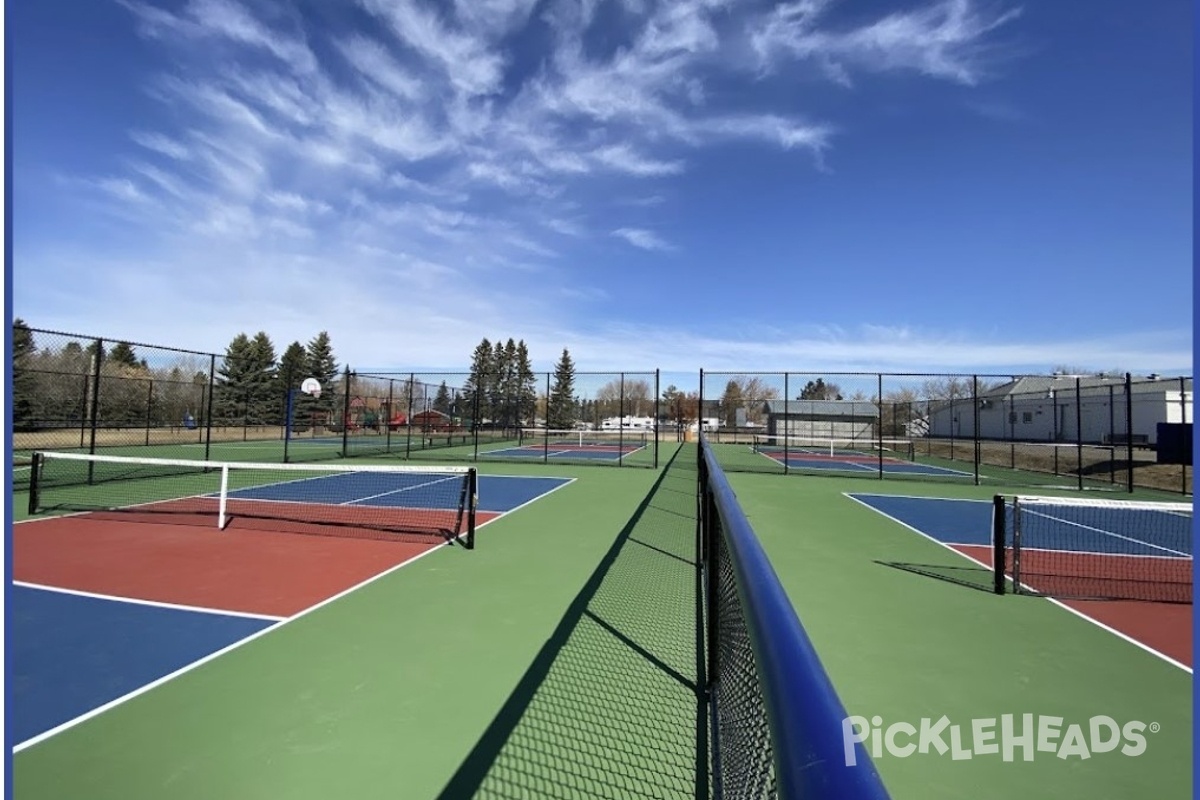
[352,371,661,468]
[700,370,1192,496]
[13,325,663,481]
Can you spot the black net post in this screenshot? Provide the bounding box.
[464,468,478,550]
[28,452,42,514]
[992,495,1006,595]
[1125,373,1134,493]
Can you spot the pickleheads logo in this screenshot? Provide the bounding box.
[842,715,1158,765]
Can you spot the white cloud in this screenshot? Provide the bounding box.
[612,227,675,252]
[751,0,1021,86]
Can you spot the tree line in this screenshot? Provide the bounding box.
[11,319,342,431]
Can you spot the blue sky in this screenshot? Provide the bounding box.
[9,0,1193,381]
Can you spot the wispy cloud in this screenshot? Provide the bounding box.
[612,227,675,251]
[750,0,1022,86]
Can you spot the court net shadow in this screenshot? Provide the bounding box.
[434,444,705,800]
[876,560,997,594]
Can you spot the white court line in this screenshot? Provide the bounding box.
[11,473,578,753]
[843,492,1193,675]
[13,581,285,622]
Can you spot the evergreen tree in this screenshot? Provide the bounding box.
[463,338,493,428]
[302,331,340,422]
[547,348,577,429]
[109,341,140,368]
[215,333,254,422]
[247,332,278,423]
[515,340,537,425]
[277,340,307,423]
[433,381,452,415]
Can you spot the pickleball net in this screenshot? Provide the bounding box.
[517,428,652,449]
[992,494,1193,603]
[752,435,916,461]
[27,451,479,548]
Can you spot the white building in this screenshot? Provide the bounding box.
[926,375,1192,445]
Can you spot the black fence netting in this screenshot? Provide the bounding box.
[700,370,1192,496]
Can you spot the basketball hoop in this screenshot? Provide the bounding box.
[301,377,322,399]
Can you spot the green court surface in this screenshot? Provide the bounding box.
[11,444,1192,799]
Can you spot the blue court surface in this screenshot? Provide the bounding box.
[846,493,1194,557]
[223,472,573,511]
[10,584,280,746]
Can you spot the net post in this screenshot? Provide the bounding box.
[466,468,478,550]
[28,452,42,515]
[992,494,1006,595]
[218,464,230,530]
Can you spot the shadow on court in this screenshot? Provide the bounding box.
[875,560,998,594]
[434,444,707,800]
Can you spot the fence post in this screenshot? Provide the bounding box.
[1075,377,1083,491]
[782,372,789,475]
[877,373,884,480]
[654,369,660,468]
[145,379,154,446]
[204,355,216,460]
[87,338,103,455]
[619,373,626,468]
[1125,373,1134,493]
[87,339,104,469]
[342,367,352,457]
[1181,376,1189,496]
[972,376,980,486]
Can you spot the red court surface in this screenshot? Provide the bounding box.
[14,512,500,618]
[955,544,1192,669]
